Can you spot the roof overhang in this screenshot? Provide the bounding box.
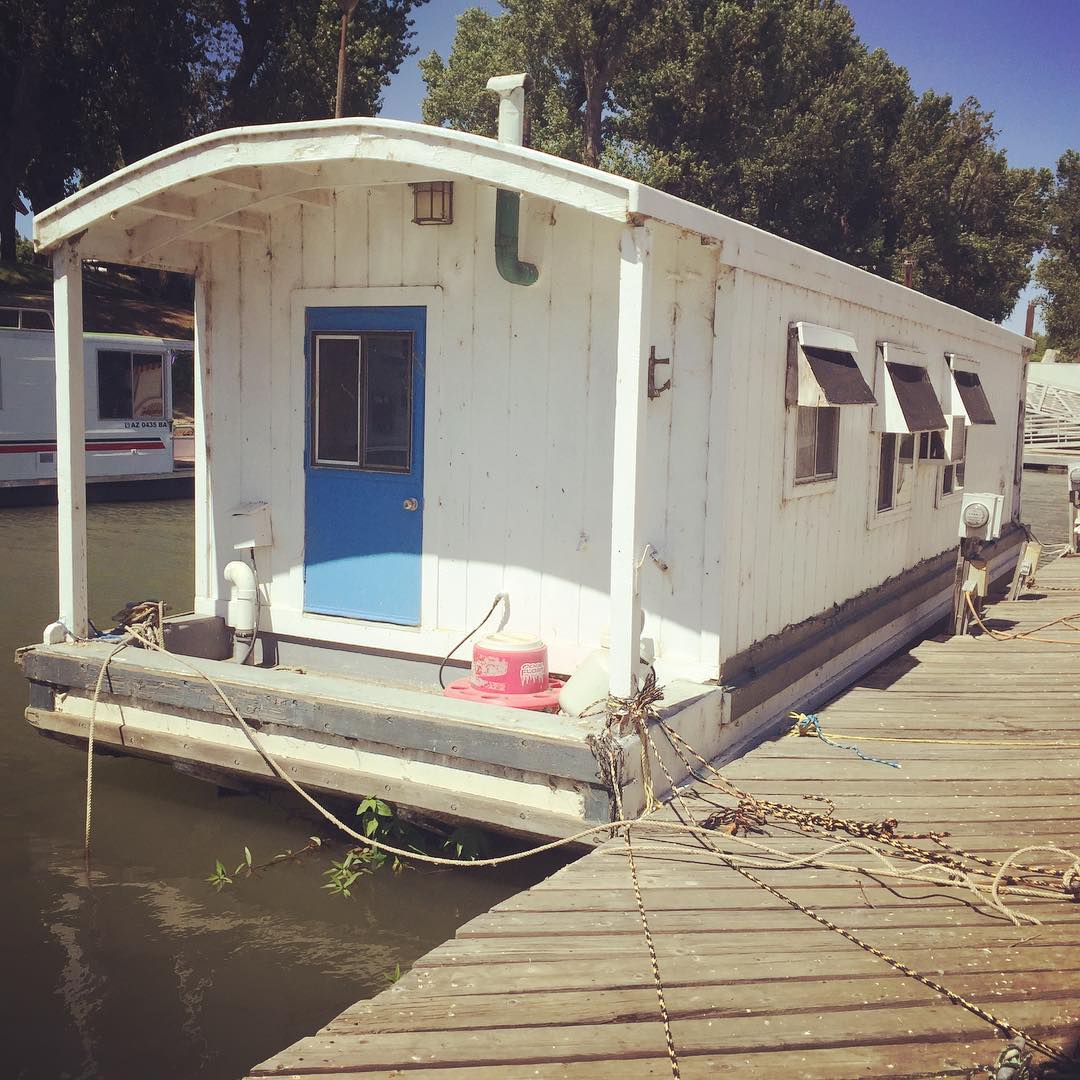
[33,119,636,273]
[31,118,1034,357]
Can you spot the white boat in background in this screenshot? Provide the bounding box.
[0,302,194,502]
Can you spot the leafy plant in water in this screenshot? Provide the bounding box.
[207,859,233,891]
[323,849,372,898]
[207,837,322,891]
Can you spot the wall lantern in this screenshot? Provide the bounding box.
[411,181,454,225]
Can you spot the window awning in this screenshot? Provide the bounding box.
[874,342,947,433]
[945,354,996,425]
[786,322,876,407]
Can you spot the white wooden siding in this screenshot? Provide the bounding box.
[197,180,1025,684]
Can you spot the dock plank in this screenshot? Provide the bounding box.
[245,557,1080,1078]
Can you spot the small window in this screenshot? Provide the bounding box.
[312,332,413,473]
[0,308,18,328]
[877,432,915,513]
[98,349,165,420]
[21,309,52,331]
[795,405,839,483]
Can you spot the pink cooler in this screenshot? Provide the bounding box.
[470,633,549,695]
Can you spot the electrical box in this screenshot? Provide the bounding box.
[1067,462,1080,505]
[958,492,1004,541]
[231,501,273,550]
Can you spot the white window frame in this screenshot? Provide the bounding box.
[870,430,918,524]
[937,415,967,503]
[96,348,167,421]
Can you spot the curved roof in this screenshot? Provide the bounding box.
[34,118,636,261]
[33,117,1028,351]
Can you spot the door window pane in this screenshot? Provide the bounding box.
[363,334,412,471]
[315,337,360,464]
[98,350,133,419]
[132,353,164,417]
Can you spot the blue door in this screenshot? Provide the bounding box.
[304,306,426,625]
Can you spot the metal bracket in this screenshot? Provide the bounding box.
[648,346,671,399]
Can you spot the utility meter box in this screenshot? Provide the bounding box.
[958,492,1004,541]
[231,501,273,550]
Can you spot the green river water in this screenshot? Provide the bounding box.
[0,499,559,1080]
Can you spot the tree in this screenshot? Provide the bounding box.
[421,0,662,166]
[201,0,427,127]
[886,94,1050,322]
[1037,150,1080,357]
[610,0,912,272]
[423,0,1049,321]
[1,0,426,260]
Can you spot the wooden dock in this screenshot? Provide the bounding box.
[246,559,1080,1079]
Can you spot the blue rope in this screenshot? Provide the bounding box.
[790,713,901,769]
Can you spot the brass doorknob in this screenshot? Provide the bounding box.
[402,498,419,511]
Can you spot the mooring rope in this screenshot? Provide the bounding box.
[75,630,1075,1065]
[636,716,1071,1066]
[788,711,902,768]
[84,633,135,874]
[606,741,680,1079]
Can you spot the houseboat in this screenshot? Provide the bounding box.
[18,77,1030,840]
[0,302,194,502]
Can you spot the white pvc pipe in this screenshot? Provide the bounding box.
[486,73,530,145]
[224,560,257,661]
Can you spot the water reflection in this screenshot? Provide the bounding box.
[0,500,561,1079]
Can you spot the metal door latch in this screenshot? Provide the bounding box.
[648,346,671,399]
[402,498,419,511]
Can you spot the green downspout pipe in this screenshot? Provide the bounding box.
[495,189,538,286]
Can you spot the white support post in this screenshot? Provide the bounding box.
[53,240,88,639]
[608,224,652,699]
[193,271,214,612]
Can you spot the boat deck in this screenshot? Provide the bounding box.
[247,559,1080,1079]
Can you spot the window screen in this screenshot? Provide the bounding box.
[313,333,413,472]
[877,433,896,511]
[794,405,839,483]
[953,370,995,425]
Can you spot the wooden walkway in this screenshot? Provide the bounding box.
[247,559,1080,1079]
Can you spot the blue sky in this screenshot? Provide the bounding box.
[382,0,1079,333]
